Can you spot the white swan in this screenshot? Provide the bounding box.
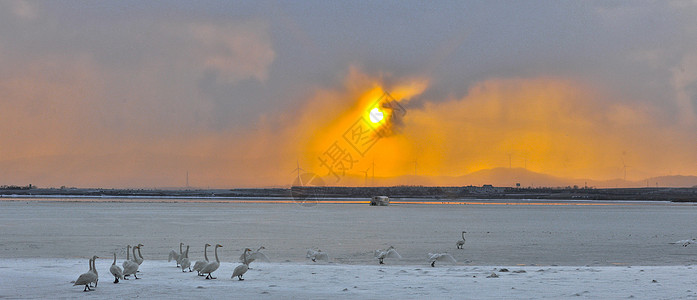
[180,245,192,272]
[306,248,328,262]
[122,245,131,269]
[200,244,222,279]
[428,252,456,267]
[168,242,184,267]
[232,248,252,281]
[134,243,144,265]
[109,252,123,283]
[673,238,696,247]
[456,231,466,249]
[239,246,270,266]
[89,255,98,287]
[122,245,140,279]
[74,256,97,292]
[375,246,401,264]
[193,243,211,276]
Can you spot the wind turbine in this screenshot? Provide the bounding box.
[622,159,631,182]
[358,168,370,187]
[372,158,376,186]
[291,160,306,186]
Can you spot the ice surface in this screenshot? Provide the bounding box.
[1,259,697,299]
[1,199,696,298]
[1,200,696,265]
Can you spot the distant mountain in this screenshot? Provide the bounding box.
[341,168,697,188]
[339,167,565,187]
[453,168,571,187]
[639,175,697,188]
[583,175,697,188]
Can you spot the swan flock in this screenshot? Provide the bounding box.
[75,236,473,291]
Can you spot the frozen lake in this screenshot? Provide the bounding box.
[2,198,697,299]
[1,198,696,266]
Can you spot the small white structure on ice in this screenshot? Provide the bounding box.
[370,196,390,206]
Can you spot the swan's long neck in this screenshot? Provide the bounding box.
[112,253,116,266]
[126,245,131,260]
[204,244,209,261]
[132,246,137,261]
[462,232,466,240]
[88,257,93,271]
[257,246,264,252]
[242,249,249,265]
[184,245,189,258]
[214,246,220,263]
[179,243,183,254]
[137,246,143,259]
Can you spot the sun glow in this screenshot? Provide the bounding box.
[298,71,429,186]
[295,72,695,187]
[369,107,384,123]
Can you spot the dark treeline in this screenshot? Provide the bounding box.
[289,186,697,202]
[2,185,696,202]
[0,184,34,190]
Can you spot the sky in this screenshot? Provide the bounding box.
[1,0,697,188]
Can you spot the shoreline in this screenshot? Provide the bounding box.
[2,186,697,202]
[0,195,684,206]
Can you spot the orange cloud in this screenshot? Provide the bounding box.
[401,78,697,182]
[293,67,429,184]
[1,60,695,188]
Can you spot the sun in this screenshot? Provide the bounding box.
[369,107,384,123]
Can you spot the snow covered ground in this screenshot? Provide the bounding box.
[1,199,696,298]
[2,259,697,299]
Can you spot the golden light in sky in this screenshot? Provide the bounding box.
[292,71,697,188]
[2,4,697,189]
[3,56,694,188]
[296,70,430,187]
